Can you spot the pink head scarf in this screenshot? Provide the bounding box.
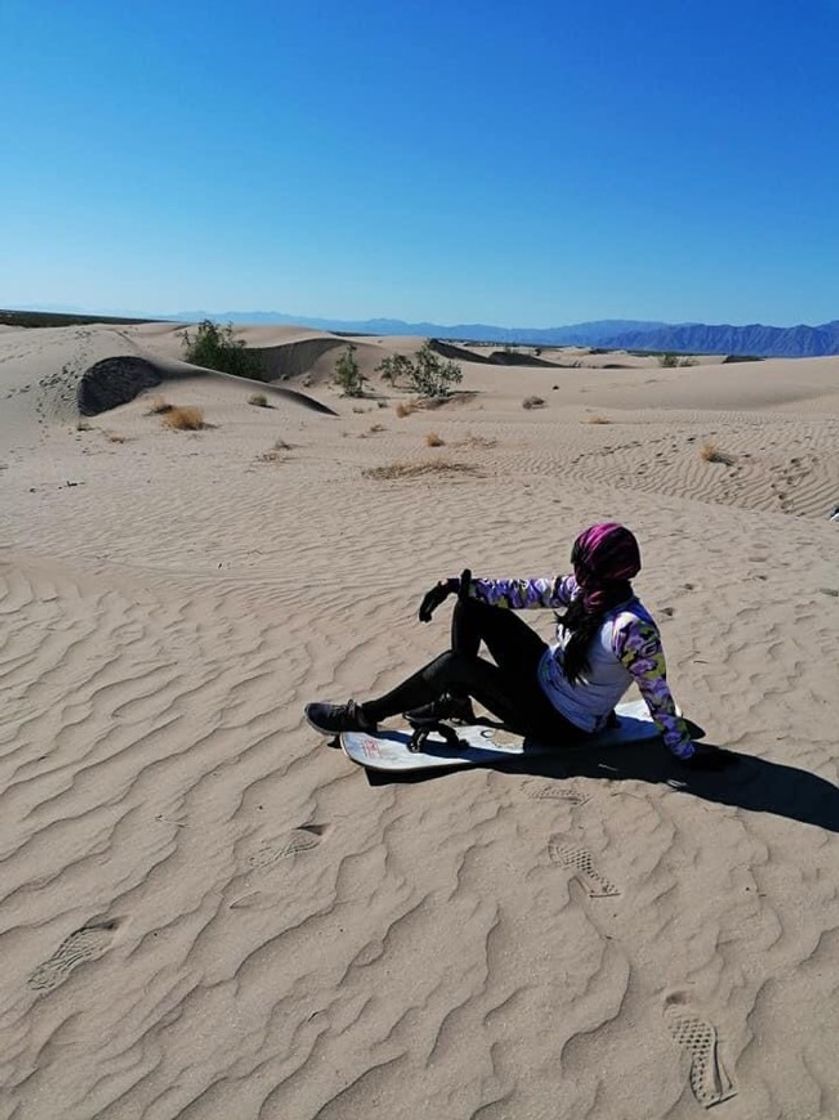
[571,522,641,611]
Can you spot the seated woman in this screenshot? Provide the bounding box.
[306,522,723,769]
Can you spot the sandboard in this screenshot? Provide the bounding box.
[341,699,701,773]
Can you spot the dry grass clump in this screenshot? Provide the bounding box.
[425,432,445,447]
[585,415,612,424]
[257,449,284,463]
[522,396,546,410]
[369,422,386,434]
[248,392,271,408]
[76,420,92,431]
[395,401,419,418]
[257,439,293,464]
[162,406,205,431]
[106,432,128,443]
[699,440,735,465]
[146,395,173,415]
[456,433,497,449]
[362,459,478,481]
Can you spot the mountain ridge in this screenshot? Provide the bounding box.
[10,306,839,357]
[162,312,839,356]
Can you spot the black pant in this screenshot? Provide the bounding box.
[363,597,586,741]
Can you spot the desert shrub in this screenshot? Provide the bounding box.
[376,353,414,387]
[106,432,127,443]
[334,345,364,397]
[362,459,478,481]
[162,406,205,431]
[182,320,264,379]
[379,346,462,399]
[395,401,418,418]
[456,433,497,449]
[658,353,696,368]
[425,432,445,447]
[76,420,92,431]
[522,395,546,410]
[369,422,386,433]
[699,440,734,465]
[248,392,270,408]
[408,343,463,398]
[257,438,292,463]
[146,395,173,414]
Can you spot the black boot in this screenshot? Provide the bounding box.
[305,699,377,735]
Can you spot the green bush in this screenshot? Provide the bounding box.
[376,344,463,398]
[182,320,264,379]
[375,353,414,386]
[657,352,698,369]
[407,343,463,398]
[334,345,364,397]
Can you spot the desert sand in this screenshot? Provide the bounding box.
[1,320,838,1120]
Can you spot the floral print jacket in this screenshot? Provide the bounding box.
[464,574,695,759]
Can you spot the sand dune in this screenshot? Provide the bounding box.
[1,320,838,1119]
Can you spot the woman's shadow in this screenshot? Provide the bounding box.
[366,739,839,833]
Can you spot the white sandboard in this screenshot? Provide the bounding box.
[341,698,669,773]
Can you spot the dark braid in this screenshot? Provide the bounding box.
[558,577,635,685]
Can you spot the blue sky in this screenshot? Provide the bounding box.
[3,0,838,326]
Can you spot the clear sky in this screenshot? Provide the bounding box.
[3,0,838,326]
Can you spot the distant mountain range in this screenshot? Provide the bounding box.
[166,312,839,357]
[12,305,839,357]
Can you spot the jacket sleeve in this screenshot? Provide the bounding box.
[613,617,695,759]
[463,575,576,610]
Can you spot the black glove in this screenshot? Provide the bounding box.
[418,580,456,622]
[418,570,472,622]
[679,744,735,772]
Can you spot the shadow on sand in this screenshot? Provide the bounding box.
[365,740,839,833]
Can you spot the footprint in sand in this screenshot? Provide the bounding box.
[663,992,736,1108]
[526,783,590,806]
[28,918,121,992]
[548,840,620,897]
[246,824,328,870]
